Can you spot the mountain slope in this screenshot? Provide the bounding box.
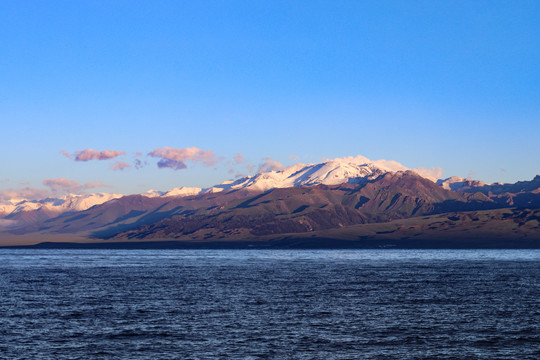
[12,188,262,237]
[109,171,498,241]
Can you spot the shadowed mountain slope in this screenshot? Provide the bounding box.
[109,171,499,241]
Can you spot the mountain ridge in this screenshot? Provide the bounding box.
[1,155,540,247]
[0,155,451,223]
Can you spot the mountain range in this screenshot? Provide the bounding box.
[1,156,540,248]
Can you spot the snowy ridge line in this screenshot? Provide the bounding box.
[0,155,446,220]
[143,155,443,196]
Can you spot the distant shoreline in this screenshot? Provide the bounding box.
[3,238,540,250]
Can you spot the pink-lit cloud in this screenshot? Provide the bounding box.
[413,167,443,181]
[0,179,111,202]
[246,164,255,173]
[43,178,110,194]
[43,178,81,192]
[62,148,126,161]
[0,187,51,202]
[148,147,219,170]
[84,181,111,189]
[288,154,300,162]
[258,157,284,173]
[234,153,245,164]
[60,150,72,159]
[110,161,131,171]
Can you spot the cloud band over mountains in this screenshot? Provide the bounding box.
[0,178,111,202]
[43,177,110,194]
[258,157,285,173]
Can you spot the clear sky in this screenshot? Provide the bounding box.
[1,1,539,197]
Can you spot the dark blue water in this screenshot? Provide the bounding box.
[0,250,539,359]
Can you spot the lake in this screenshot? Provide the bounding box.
[0,249,539,359]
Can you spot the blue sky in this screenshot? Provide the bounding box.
[1,1,539,196]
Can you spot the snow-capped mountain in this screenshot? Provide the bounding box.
[206,160,386,193]
[0,155,443,223]
[204,155,442,193]
[134,156,444,198]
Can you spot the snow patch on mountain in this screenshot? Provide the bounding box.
[141,189,166,198]
[437,176,490,191]
[163,187,203,197]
